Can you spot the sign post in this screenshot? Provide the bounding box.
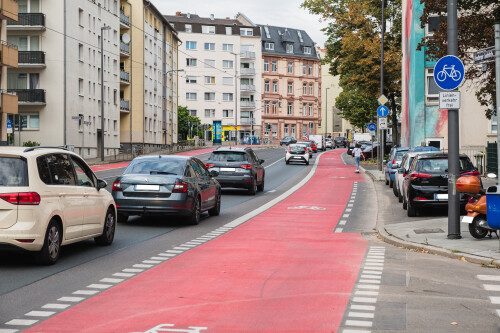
[495,22,500,183]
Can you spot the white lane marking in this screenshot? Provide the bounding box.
[366,256,385,259]
[343,214,350,218]
[352,297,377,303]
[359,279,381,284]
[497,310,500,317]
[180,244,196,248]
[173,247,190,250]
[113,272,135,277]
[355,291,379,296]
[123,268,143,273]
[142,260,161,264]
[134,264,153,268]
[73,290,99,295]
[100,278,124,283]
[166,250,183,253]
[184,242,202,245]
[57,297,84,302]
[42,303,70,310]
[349,200,355,203]
[267,190,277,193]
[489,296,500,304]
[364,263,384,266]
[150,257,168,261]
[477,275,500,281]
[362,266,383,271]
[370,246,386,249]
[363,270,382,275]
[265,157,285,169]
[160,254,177,257]
[483,285,500,291]
[361,275,382,280]
[357,285,380,290]
[25,311,55,317]
[346,208,352,212]
[348,204,354,207]
[348,312,375,319]
[345,320,372,327]
[5,319,38,326]
[0,328,19,333]
[335,228,343,233]
[351,305,376,311]
[339,220,347,225]
[365,259,385,263]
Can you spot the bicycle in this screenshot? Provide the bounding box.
[436,65,461,82]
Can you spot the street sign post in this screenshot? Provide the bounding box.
[377,105,389,118]
[433,55,465,91]
[379,117,388,130]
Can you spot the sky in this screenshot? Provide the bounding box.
[154,0,328,48]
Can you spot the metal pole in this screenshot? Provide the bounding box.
[100,26,108,161]
[233,52,238,144]
[378,0,385,171]
[325,88,329,139]
[82,118,84,159]
[447,0,461,239]
[495,22,500,182]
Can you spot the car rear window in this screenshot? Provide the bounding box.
[290,146,306,154]
[395,151,407,161]
[210,152,247,162]
[124,159,186,175]
[0,157,28,186]
[419,157,474,173]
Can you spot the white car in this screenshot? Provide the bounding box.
[394,152,421,203]
[309,135,326,151]
[0,147,117,265]
[285,144,310,165]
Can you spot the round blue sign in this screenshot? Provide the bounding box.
[377,105,389,118]
[367,123,376,131]
[433,55,465,91]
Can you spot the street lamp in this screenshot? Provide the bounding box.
[166,69,184,144]
[100,25,111,161]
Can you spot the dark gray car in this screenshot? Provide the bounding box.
[112,155,221,225]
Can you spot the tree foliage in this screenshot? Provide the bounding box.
[417,0,500,118]
[302,0,402,142]
[177,106,202,140]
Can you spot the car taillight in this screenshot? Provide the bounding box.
[468,197,478,204]
[403,173,407,177]
[414,197,428,201]
[240,164,253,170]
[173,181,188,193]
[205,163,215,168]
[0,192,41,205]
[410,172,432,180]
[462,170,480,176]
[112,180,122,191]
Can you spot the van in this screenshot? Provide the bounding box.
[309,135,326,151]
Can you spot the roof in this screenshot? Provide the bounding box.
[257,24,319,60]
[132,155,190,161]
[165,13,244,26]
[213,147,250,152]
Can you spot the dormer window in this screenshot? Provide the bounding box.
[202,25,215,34]
[286,44,293,53]
[185,24,192,33]
[304,46,311,54]
[265,42,274,50]
[240,28,253,36]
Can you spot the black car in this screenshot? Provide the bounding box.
[403,153,478,217]
[112,155,221,225]
[279,136,297,146]
[205,147,265,195]
[334,137,348,148]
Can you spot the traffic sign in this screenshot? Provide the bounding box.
[379,117,388,130]
[474,47,495,64]
[6,119,12,134]
[433,55,465,91]
[377,95,388,105]
[367,123,376,131]
[439,91,461,109]
[377,105,389,118]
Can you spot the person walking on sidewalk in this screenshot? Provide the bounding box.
[352,143,363,173]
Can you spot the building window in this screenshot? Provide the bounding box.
[265,42,274,50]
[264,123,270,136]
[288,62,293,73]
[287,82,293,94]
[309,122,314,134]
[272,81,278,93]
[223,109,233,117]
[15,114,39,130]
[205,76,215,84]
[222,43,233,52]
[78,43,83,61]
[271,61,277,72]
[222,60,234,68]
[186,92,197,100]
[272,102,278,114]
[286,44,293,53]
[204,109,215,118]
[309,83,314,95]
[186,76,197,84]
[202,25,215,34]
[185,24,192,33]
[265,101,270,114]
[272,124,277,137]
[303,63,307,75]
[287,102,293,115]
[205,59,216,68]
[225,27,232,35]
[284,124,289,136]
[204,92,216,101]
[303,104,307,116]
[264,80,270,92]
[309,64,313,75]
[78,78,84,95]
[189,109,197,116]
[309,104,313,116]
[240,28,253,36]
[186,58,197,66]
[223,93,233,101]
[79,8,84,27]
[204,42,215,51]
[264,60,269,72]
[303,83,307,95]
[426,68,443,104]
[492,114,498,133]
[426,15,446,36]
[186,41,197,50]
[304,46,311,54]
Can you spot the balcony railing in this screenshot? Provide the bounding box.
[120,41,130,54]
[120,11,130,26]
[120,99,130,111]
[240,84,255,91]
[8,13,45,27]
[240,51,255,59]
[240,118,255,125]
[240,101,255,108]
[240,68,256,75]
[18,51,45,65]
[120,69,130,82]
[9,89,45,103]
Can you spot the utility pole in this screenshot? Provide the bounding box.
[447,0,461,239]
[378,0,385,171]
[495,22,500,181]
[100,25,111,161]
[325,88,329,139]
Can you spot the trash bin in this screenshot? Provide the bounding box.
[486,185,500,229]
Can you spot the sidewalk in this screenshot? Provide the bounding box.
[361,164,500,266]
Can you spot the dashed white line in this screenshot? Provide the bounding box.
[489,296,500,304]
[361,275,382,280]
[348,204,354,207]
[346,208,352,212]
[351,305,376,311]
[113,272,136,277]
[359,279,381,284]
[25,311,55,317]
[42,303,70,310]
[343,214,350,218]
[0,328,20,333]
[134,264,153,268]
[100,278,124,283]
[348,312,375,319]
[5,319,38,326]
[150,257,168,261]
[335,228,344,233]
[357,285,380,290]
[363,270,382,275]
[352,297,377,303]
[355,291,379,296]
[365,259,385,263]
[345,320,372,327]
[73,290,99,295]
[339,220,347,225]
[87,284,112,289]
[166,250,183,254]
[483,284,500,291]
[123,268,143,273]
[477,275,500,281]
[57,297,84,302]
[342,329,371,333]
[173,247,190,250]
[142,260,161,264]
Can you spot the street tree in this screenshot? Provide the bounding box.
[417,0,500,118]
[178,106,202,140]
[335,89,379,130]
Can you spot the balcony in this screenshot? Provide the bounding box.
[18,51,45,68]
[120,99,130,112]
[0,91,18,114]
[240,84,255,91]
[9,89,46,105]
[240,118,255,125]
[240,51,255,59]
[0,41,18,68]
[120,41,130,56]
[240,101,255,108]
[0,0,18,21]
[240,68,255,75]
[120,69,130,84]
[120,10,130,28]
[7,13,45,30]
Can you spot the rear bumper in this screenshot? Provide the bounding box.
[114,195,194,217]
[287,156,308,163]
[409,186,468,208]
[215,175,253,189]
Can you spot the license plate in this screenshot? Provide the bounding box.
[435,194,448,200]
[461,216,474,224]
[135,184,160,191]
[293,156,302,159]
[220,168,235,172]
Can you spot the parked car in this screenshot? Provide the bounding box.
[393,151,426,202]
[347,140,371,155]
[334,137,348,148]
[361,142,393,159]
[112,155,221,225]
[279,136,297,146]
[325,138,334,149]
[384,147,410,188]
[402,153,479,217]
[297,141,314,158]
[408,146,440,153]
[205,147,265,195]
[309,135,326,151]
[306,140,318,153]
[285,144,310,165]
[0,146,116,265]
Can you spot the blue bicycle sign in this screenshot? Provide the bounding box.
[433,55,465,90]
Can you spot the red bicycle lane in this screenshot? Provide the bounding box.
[27,149,367,333]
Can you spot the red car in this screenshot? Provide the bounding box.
[306,140,317,153]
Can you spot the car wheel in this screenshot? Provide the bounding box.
[117,213,128,223]
[95,208,116,246]
[248,178,257,195]
[407,200,417,217]
[393,183,399,197]
[389,178,394,188]
[187,196,201,225]
[286,160,290,165]
[402,196,408,210]
[208,190,221,216]
[385,173,389,185]
[35,219,61,265]
[468,216,488,239]
[398,189,403,203]
[257,176,265,192]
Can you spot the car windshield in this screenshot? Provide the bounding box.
[210,152,247,162]
[0,157,28,186]
[395,151,408,161]
[290,146,306,154]
[125,159,186,175]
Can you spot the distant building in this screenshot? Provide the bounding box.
[258,24,321,141]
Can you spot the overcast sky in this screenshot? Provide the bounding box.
[155,0,328,48]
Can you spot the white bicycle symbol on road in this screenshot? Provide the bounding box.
[436,65,462,82]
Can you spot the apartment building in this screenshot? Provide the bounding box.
[165,12,262,142]
[0,0,18,146]
[258,24,321,141]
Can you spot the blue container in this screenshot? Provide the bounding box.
[486,186,500,229]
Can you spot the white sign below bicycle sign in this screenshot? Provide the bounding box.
[433,55,465,91]
[439,91,461,110]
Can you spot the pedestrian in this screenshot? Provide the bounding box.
[352,143,363,173]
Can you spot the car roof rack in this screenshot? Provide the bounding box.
[23,146,69,153]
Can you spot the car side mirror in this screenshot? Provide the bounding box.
[259,159,265,164]
[97,179,107,190]
[210,170,219,177]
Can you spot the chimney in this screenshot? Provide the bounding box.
[210,14,214,20]
[176,11,181,16]
[226,17,230,20]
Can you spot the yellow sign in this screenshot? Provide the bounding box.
[206,125,240,131]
